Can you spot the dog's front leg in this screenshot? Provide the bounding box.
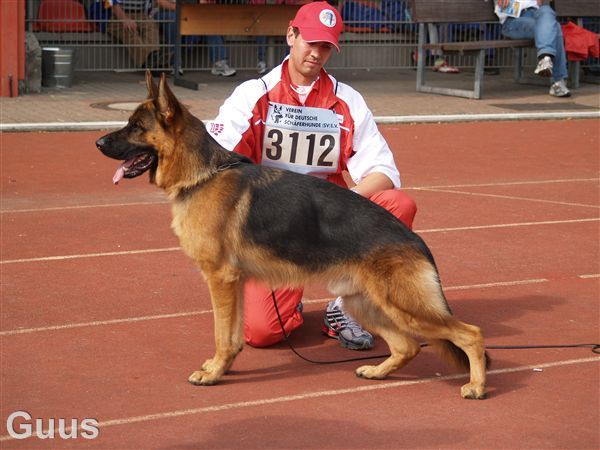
[189,270,244,386]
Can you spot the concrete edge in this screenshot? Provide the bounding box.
[1,111,599,132]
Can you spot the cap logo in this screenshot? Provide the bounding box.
[319,9,337,28]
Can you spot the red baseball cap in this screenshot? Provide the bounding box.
[290,2,344,52]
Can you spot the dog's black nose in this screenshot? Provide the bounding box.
[96,136,107,150]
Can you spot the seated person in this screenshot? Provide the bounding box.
[494,0,570,97]
[154,0,236,76]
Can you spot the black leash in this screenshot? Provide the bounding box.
[270,291,600,364]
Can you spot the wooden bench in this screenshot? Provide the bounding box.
[408,0,599,99]
[174,1,301,90]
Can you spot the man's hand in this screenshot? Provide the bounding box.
[351,172,394,198]
[497,0,510,9]
[123,19,137,33]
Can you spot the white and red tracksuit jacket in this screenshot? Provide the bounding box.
[206,57,401,189]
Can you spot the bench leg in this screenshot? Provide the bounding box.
[473,49,485,100]
[513,48,523,82]
[416,23,426,93]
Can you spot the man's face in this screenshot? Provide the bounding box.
[286,27,335,85]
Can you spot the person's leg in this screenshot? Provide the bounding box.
[368,189,417,230]
[533,5,568,82]
[106,20,143,67]
[135,13,160,67]
[155,10,177,49]
[206,35,227,63]
[243,280,304,347]
[501,14,536,41]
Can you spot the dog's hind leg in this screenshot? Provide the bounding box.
[341,294,421,380]
[355,328,421,380]
[415,315,487,399]
[431,319,487,399]
[189,268,244,386]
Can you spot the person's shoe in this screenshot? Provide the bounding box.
[211,59,236,77]
[432,58,459,74]
[322,298,374,350]
[534,55,553,78]
[257,60,267,75]
[549,79,571,97]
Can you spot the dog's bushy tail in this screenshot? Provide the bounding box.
[432,339,491,371]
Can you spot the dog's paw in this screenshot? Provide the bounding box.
[355,365,386,380]
[201,358,215,372]
[188,370,221,386]
[460,383,486,399]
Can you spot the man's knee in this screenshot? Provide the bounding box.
[243,283,303,347]
[369,189,417,229]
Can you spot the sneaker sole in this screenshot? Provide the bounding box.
[535,68,552,78]
[211,71,237,77]
[322,324,339,339]
[550,91,571,98]
[338,335,373,351]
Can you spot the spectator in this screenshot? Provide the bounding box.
[154,0,236,76]
[250,0,310,75]
[494,0,570,97]
[206,2,418,350]
[92,0,162,69]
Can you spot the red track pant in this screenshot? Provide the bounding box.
[243,189,417,347]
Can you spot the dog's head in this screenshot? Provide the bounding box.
[96,71,183,185]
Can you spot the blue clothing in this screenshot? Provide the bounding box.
[501,5,568,82]
[154,9,228,63]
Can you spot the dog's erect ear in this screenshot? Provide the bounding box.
[157,73,179,124]
[145,70,158,100]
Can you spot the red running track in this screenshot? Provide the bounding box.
[1,119,598,449]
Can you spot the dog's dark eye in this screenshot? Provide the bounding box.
[130,121,143,132]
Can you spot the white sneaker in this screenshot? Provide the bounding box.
[257,60,267,75]
[211,60,236,77]
[534,55,553,78]
[549,79,571,97]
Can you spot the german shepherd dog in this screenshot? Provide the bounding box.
[96,72,488,399]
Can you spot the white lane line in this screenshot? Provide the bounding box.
[407,178,599,190]
[579,274,600,279]
[0,277,551,336]
[0,310,213,336]
[415,187,600,209]
[1,356,597,442]
[418,217,600,233]
[1,200,169,214]
[2,178,596,214]
[0,247,181,265]
[2,217,597,265]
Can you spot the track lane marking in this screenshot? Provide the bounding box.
[1,200,169,214]
[0,277,557,336]
[2,218,598,265]
[1,356,598,442]
[0,247,181,265]
[2,178,597,214]
[414,187,600,209]
[417,217,600,233]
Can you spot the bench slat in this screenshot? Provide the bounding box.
[424,39,534,52]
[553,0,600,17]
[407,0,497,23]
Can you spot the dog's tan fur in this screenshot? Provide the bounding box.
[96,72,488,399]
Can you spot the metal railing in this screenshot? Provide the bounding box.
[26,0,599,74]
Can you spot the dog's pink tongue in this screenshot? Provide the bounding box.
[113,164,125,184]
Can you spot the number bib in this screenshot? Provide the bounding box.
[262,102,341,177]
